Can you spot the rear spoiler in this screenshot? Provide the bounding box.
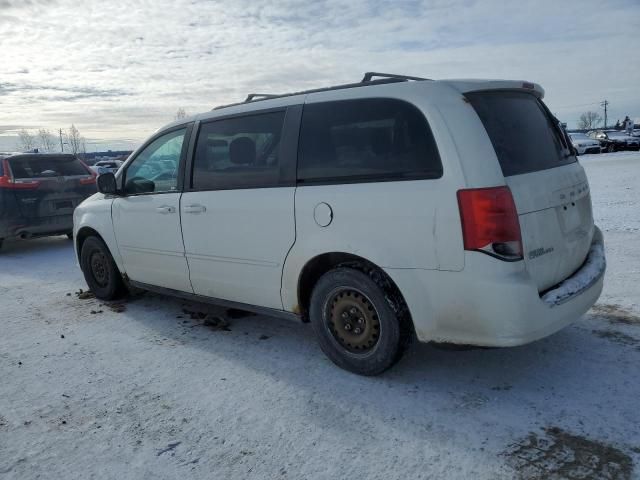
[444,79,545,98]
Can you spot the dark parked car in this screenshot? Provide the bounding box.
[0,153,97,249]
[587,130,640,152]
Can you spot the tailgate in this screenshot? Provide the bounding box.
[507,163,594,291]
[466,89,595,291]
[12,177,95,218]
[6,154,96,219]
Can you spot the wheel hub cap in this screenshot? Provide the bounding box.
[90,251,109,287]
[328,289,380,353]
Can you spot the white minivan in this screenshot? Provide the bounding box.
[74,72,606,375]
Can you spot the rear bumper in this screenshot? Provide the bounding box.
[0,214,73,239]
[385,227,605,347]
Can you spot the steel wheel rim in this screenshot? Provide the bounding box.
[90,250,109,288]
[324,287,381,354]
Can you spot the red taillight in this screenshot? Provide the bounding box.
[0,159,41,189]
[79,175,96,185]
[457,186,523,260]
[78,160,97,185]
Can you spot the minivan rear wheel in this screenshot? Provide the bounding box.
[309,268,405,375]
[80,236,125,300]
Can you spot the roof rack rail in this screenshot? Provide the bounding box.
[213,72,430,110]
[361,72,429,82]
[244,93,279,102]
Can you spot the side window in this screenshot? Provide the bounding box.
[192,111,286,190]
[297,98,442,183]
[124,128,186,194]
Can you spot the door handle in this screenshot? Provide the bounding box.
[183,204,206,214]
[156,205,176,214]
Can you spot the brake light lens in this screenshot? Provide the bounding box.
[78,160,97,185]
[457,186,523,260]
[0,159,41,190]
[79,174,97,185]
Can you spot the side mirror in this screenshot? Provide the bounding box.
[124,177,155,194]
[97,172,118,195]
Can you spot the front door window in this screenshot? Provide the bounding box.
[124,129,186,194]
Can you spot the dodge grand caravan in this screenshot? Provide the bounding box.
[74,72,605,375]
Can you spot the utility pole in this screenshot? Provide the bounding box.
[601,100,609,128]
[59,128,64,152]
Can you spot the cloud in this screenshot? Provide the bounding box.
[0,82,130,100]
[1,0,639,146]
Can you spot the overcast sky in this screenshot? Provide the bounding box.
[1,0,639,151]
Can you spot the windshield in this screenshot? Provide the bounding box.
[466,91,575,176]
[569,133,589,140]
[8,155,89,178]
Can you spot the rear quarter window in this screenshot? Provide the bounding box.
[298,98,442,183]
[466,91,575,177]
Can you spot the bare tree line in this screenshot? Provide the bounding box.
[18,110,192,155]
[16,125,87,158]
[577,111,603,130]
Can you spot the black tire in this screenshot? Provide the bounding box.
[0,238,3,250]
[309,267,407,375]
[607,144,616,153]
[80,236,125,300]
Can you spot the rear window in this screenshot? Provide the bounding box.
[8,155,89,178]
[298,98,442,183]
[466,91,575,176]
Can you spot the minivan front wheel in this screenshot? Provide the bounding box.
[309,268,405,375]
[80,236,125,300]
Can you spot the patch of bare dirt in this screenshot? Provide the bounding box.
[181,307,231,331]
[74,289,95,300]
[592,329,640,350]
[504,426,634,479]
[590,304,640,326]
[105,302,127,313]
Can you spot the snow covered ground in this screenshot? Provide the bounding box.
[1,152,639,479]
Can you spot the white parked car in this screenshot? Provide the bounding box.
[568,132,601,155]
[73,73,606,375]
